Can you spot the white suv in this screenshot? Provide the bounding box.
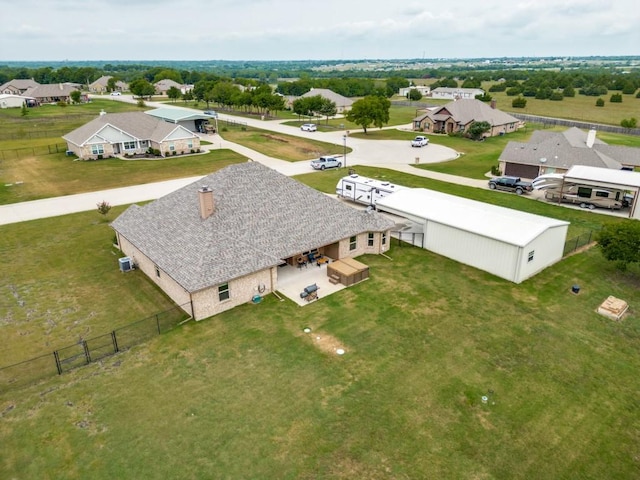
[301,123,317,132]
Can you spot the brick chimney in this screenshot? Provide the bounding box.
[197,186,215,219]
[490,99,497,109]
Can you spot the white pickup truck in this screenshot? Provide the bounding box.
[411,135,429,147]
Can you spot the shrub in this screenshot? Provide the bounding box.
[596,98,605,107]
[512,96,527,108]
[505,86,522,96]
[190,149,195,154]
[221,126,228,132]
[549,91,564,101]
[490,165,501,175]
[172,151,177,156]
[57,100,67,107]
[621,118,637,128]
[610,93,623,103]
[97,154,103,160]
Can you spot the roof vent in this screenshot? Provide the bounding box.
[586,129,596,148]
[99,109,106,116]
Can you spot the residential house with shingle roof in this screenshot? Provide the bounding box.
[111,161,394,320]
[430,87,484,100]
[0,79,40,95]
[89,75,128,93]
[413,99,521,137]
[498,127,640,179]
[63,111,200,159]
[300,88,354,113]
[154,79,184,95]
[23,83,85,105]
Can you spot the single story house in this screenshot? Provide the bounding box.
[89,75,128,93]
[154,79,184,95]
[399,85,431,97]
[111,161,394,320]
[63,111,200,159]
[0,79,40,95]
[430,87,484,100]
[145,107,214,133]
[376,188,569,284]
[300,88,354,113]
[498,127,640,179]
[22,83,86,105]
[413,99,521,136]
[0,94,35,108]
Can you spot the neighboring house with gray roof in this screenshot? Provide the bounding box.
[154,79,184,95]
[111,161,394,320]
[300,88,354,113]
[0,78,40,95]
[89,75,128,93]
[498,127,640,179]
[413,99,521,136]
[23,83,86,105]
[63,111,200,159]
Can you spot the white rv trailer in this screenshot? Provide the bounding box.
[336,174,407,207]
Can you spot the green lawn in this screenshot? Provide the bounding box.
[0,150,247,204]
[0,200,638,478]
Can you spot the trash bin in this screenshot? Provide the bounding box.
[571,285,580,294]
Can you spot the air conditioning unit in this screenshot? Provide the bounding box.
[118,257,133,272]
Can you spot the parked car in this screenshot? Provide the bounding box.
[301,123,317,132]
[488,176,533,195]
[310,155,342,170]
[411,135,429,147]
[203,110,217,117]
[110,91,121,96]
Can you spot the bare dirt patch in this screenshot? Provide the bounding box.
[305,330,347,356]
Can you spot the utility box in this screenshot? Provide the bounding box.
[119,257,133,272]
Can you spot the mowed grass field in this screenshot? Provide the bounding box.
[1,96,639,478]
[0,201,639,478]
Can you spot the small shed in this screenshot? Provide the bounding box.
[376,188,570,284]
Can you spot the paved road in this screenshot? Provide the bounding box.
[0,97,487,226]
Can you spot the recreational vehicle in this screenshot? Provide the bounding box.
[336,174,407,207]
[532,174,625,210]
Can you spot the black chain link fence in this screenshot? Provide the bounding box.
[0,304,191,392]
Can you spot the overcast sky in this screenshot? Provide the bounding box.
[0,0,638,62]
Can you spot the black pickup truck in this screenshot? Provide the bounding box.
[488,176,533,195]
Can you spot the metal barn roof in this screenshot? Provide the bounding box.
[376,188,569,247]
[565,166,640,189]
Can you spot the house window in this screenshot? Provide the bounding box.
[368,233,374,247]
[528,251,535,263]
[169,143,175,151]
[382,232,387,245]
[218,283,230,302]
[91,144,104,155]
[349,236,357,251]
[155,265,161,278]
[123,141,136,150]
[345,184,352,191]
[188,140,193,149]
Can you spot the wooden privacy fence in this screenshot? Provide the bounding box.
[0,304,191,392]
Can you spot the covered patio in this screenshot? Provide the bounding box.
[276,258,346,306]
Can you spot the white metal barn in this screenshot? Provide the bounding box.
[376,188,570,284]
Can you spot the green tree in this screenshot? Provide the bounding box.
[563,85,575,97]
[610,93,623,103]
[467,121,491,140]
[96,201,112,217]
[345,95,391,134]
[167,86,181,103]
[318,97,337,124]
[70,90,82,104]
[407,89,423,101]
[621,118,637,128]
[512,96,527,108]
[106,77,118,92]
[20,102,28,116]
[129,78,155,99]
[385,76,409,97]
[597,221,640,270]
[475,93,492,102]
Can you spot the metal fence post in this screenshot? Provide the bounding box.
[111,331,119,353]
[53,351,62,375]
[156,314,161,335]
[82,341,91,364]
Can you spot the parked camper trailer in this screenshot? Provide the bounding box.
[336,174,407,207]
[532,174,625,210]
